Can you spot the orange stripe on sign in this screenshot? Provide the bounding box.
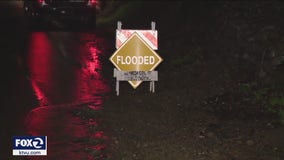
[142,32,157,48]
[116,30,158,49]
[116,39,122,49]
[121,30,133,39]
[116,30,134,48]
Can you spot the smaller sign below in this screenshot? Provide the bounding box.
[114,69,158,81]
[113,68,158,95]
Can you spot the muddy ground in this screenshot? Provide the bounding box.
[98,62,284,160]
[80,1,284,160]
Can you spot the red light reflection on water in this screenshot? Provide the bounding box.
[30,79,48,106]
[27,32,53,106]
[27,32,110,105]
[25,32,110,159]
[74,33,111,101]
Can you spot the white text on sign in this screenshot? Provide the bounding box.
[116,56,155,65]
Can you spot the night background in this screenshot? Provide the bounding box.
[0,0,283,159]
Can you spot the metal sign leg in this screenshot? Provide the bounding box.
[150,81,155,93]
[153,81,155,93]
[116,80,120,96]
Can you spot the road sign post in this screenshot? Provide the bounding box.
[110,21,163,95]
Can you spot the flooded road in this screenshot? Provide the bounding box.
[0,1,114,159]
[23,31,112,159]
[26,32,111,105]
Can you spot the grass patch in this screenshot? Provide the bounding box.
[96,0,143,27]
[171,49,203,68]
[238,82,284,124]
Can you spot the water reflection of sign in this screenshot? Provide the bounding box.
[110,21,162,95]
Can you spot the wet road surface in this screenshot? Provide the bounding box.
[23,31,112,159]
[0,1,113,159]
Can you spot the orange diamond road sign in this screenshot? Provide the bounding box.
[110,32,163,88]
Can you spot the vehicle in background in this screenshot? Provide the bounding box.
[23,0,97,26]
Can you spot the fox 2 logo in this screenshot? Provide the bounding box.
[13,136,47,150]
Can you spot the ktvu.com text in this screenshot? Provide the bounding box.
[12,136,47,156]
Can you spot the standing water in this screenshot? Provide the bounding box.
[23,31,112,159]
